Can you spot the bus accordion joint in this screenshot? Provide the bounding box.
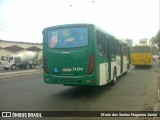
[43,56,49,74]
[88,55,94,75]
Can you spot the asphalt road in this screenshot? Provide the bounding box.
[0,60,159,120]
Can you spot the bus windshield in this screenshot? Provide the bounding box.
[47,27,88,48]
[133,46,151,53]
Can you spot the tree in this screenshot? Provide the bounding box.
[151,30,160,51]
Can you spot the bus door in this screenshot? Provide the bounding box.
[96,31,108,85]
[120,44,123,74]
[105,36,111,81]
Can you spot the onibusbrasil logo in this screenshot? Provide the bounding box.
[1,112,42,118]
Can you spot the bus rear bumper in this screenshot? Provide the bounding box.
[131,63,152,66]
[43,74,98,86]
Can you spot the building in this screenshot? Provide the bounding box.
[0,39,42,65]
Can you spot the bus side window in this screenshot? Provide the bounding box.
[123,44,128,56]
[111,46,116,56]
[97,44,105,56]
[116,41,120,56]
[96,30,106,56]
[111,38,118,56]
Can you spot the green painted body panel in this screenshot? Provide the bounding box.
[43,24,99,86]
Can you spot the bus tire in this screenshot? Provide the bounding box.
[111,75,117,85]
[111,68,117,85]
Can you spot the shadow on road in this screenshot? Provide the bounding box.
[49,84,112,100]
[134,65,152,69]
[48,74,126,100]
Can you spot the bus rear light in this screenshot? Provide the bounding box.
[88,55,94,75]
[43,57,49,74]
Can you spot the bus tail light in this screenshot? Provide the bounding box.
[88,55,94,75]
[43,56,49,74]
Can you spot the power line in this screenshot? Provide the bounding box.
[0,19,33,34]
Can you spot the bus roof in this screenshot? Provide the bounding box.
[133,45,151,48]
[42,23,115,38]
[43,23,92,31]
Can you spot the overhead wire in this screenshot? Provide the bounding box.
[0,19,33,34]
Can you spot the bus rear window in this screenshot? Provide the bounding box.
[47,27,88,48]
[133,46,151,53]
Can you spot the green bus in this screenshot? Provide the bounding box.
[42,24,130,86]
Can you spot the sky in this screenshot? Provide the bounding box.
[0,0,159,45]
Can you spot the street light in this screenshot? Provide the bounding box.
[91,0,95,3]
[69,0,95,23]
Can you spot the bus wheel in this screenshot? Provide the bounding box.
[111,66,117,85]
[111,75,117,85]
[111,69,117,85]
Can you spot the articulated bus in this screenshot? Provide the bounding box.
[131,45,152,67]
[42,24,130,86]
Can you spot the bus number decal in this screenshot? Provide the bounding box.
[73,67,83,71]
[62,68,72,72]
